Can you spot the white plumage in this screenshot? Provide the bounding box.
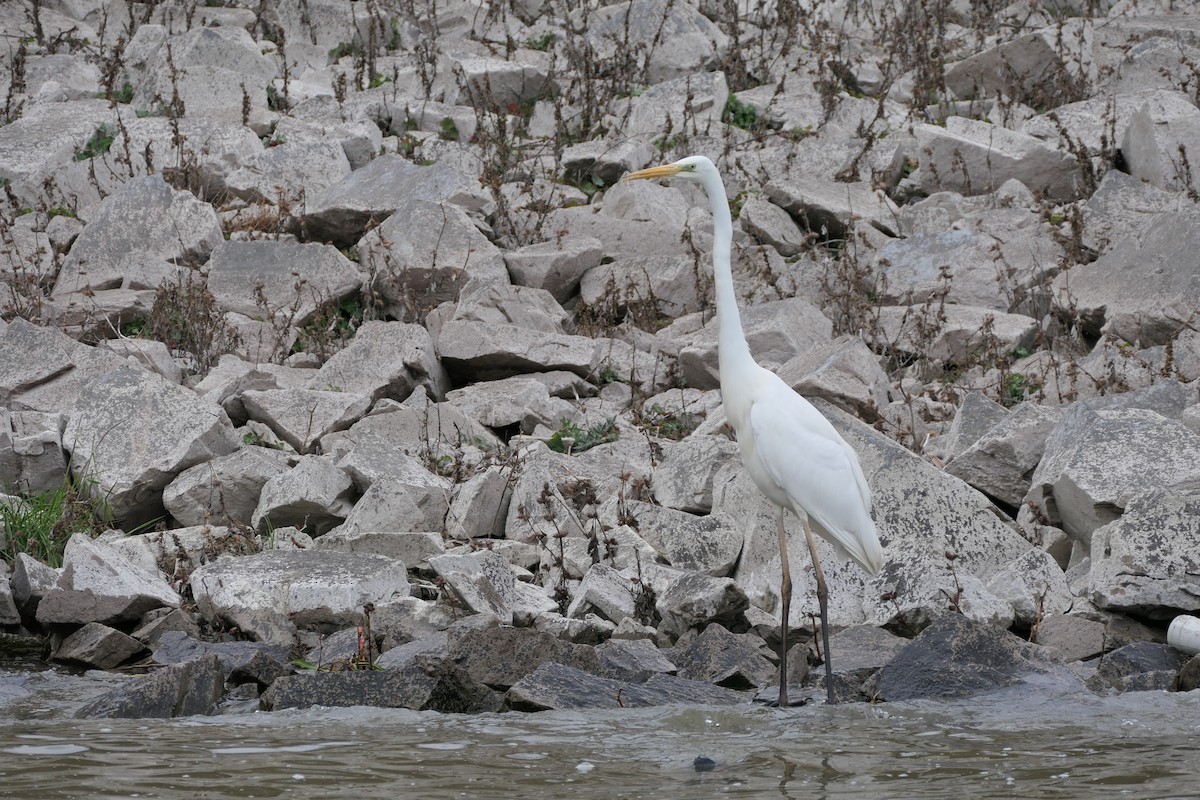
[625,155,883,705]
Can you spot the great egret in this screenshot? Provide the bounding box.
[624,156,884,705]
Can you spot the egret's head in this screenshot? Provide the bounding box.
[624,155,714,184]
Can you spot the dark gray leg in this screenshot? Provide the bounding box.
[777,510,791,707]
[802,517,835,705]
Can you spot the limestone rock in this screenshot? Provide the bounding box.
[652,434,740,514]
[262,655,502,713]
[162,447,293,528]
[571,0,729,84]
[1027,407,1200,545]
[448,626,604,690]
[37,533,180,625]
[1089,482,1200,617]
[504,236,605,302]
[913,118,1081,201]
[767,177,900,237]
[625,502,743,577]
[777,335,891,422]
[437,319,599,382]
[358,199,508,319]
[428,550,519,624]
[946,402,1061,507]
[251,455,354,535]
[190,549,409,643]
[871,613,1084,701]
[224,140,353,204]
[299,156,490,246]
[52,175,223,297]
[678,298,833,390]
[507,662,746,711]
[76,654,226,719]
[306,320,450,403]
[241,388,371,454]
[1051,210,1200,347]
[52,622,146,669]
[63,366,239,525]
[671,623,775,689]
[206,240,362,327]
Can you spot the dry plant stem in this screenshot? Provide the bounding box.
[804,515,836,706]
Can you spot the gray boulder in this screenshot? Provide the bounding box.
[1051,210,1200,347]
[162,446,293,528]
[777,335,891,422]
[261,655,502,713]
[596,637,678,680]
[190,549,409,644]
[37,533,180,626]
[224,140,353,204]
[1120,91,1200,196]
[360,199,508,320]
[76,653,226,719]
[671,623,775,689]
[299,156,490,246]
[152,631,291,679]
[206,240,362,327]
[428,550,519,624]
[1027,407,1200,545]
[913,118,1081,200]
[739,194,808,256]
[812,625,910,703]
[437,319,599,382]
[1089,481,1200,617]
[504,236,605,302]
[52,175,223,297]
[944,19,1093,107]
[307,320,450,402]
[572,0,728,84]
[1035,613,1107,662]
[64,366,240,525]
[448,626,605,690]
[241,388,371,455]
[678,298,833,390]
[251,455,355,535]
[625,502,743,577]
[946,402,1061,507]
[52,622,146,669]
[652,434,740,514]
[1086,642,1189,693]
[871,613,1083,701]
[507,662,746,710]
[766,177,900,237]
[927,392,1010,463]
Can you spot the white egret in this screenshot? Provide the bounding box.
[624,156,883,706]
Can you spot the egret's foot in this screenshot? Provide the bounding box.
[753,686,814,707]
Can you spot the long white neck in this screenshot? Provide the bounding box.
[698,169,754,388]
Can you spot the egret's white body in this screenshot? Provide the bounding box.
[626,155,883,705]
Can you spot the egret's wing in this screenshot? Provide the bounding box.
[748,377,882,574]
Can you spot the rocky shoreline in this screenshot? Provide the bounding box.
[2,0,1200,718]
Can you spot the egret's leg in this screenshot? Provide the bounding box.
[777,509,791,707]
[803,517,836,705]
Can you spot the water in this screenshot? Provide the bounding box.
[1,665,1198,799]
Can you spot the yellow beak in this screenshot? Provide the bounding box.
[624,163,683,181]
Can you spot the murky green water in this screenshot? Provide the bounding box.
[1,666,1198,799]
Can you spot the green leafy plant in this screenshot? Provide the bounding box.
[547,418,619,454]
[722,95,760,131]
[638,404,700,441]
[439,116,460,141]
[526,32,555,51]
[74,124,116,161]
